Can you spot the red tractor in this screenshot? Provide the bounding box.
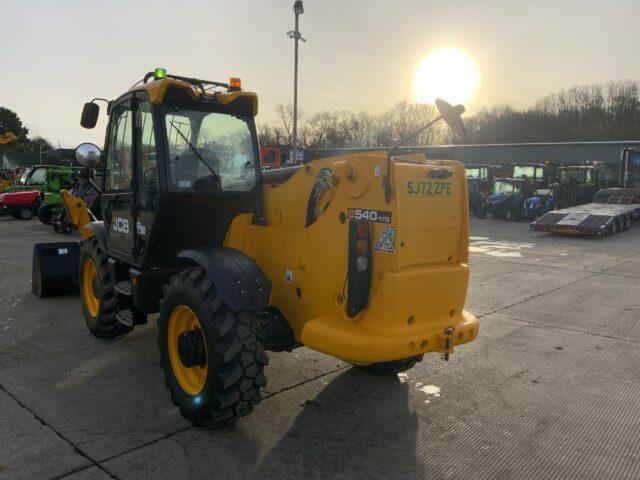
[0,190,41,220]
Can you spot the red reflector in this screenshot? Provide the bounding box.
[357,222,369,238]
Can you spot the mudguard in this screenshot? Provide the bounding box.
[86,221,107,252]
[178,247,271,312]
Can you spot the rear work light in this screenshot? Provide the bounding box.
[347,220,372,317]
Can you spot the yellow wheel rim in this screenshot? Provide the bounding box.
[82,258,100,318]
[168,305,208,396]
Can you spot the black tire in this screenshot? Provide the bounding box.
[623,215,631,231]
[79,238,131,338]
[359,355,423,375]
[17,207,33,220]
[38,203,55,225]
[158,268,268,429]
[474,200,487,219]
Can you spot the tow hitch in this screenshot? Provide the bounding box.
[441,327,455,361]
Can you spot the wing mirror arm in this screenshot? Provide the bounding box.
[384,99,467,203]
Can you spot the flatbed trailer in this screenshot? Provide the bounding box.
[530,196,640,236]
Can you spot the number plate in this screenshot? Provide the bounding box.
[405,180,453,196]
[348,208,392,223]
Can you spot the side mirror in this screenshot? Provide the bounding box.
[80,102,99,129]
[75,143,102,168]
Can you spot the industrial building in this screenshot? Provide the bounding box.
[311,141,640,166]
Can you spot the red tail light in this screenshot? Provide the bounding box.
[347,220,372,317]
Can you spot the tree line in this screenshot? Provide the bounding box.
[259,80,640,150]
[0,107,53,155]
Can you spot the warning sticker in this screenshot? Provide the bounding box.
[374,226,397,254]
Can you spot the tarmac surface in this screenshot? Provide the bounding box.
[1,215,639,479]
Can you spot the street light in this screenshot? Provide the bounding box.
[287,0,305,164]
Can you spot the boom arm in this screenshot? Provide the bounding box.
[61,189,96,239]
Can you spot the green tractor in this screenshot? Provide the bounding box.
[552,165,599,209]
[5,164,83,210]
[38,166,101,233]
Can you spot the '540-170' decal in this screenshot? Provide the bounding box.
[348,208,392,223]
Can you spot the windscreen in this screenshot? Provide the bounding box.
[559,168,591,183]
[493,180,517,194]
[164,106,257,193]
[466,167,486,178]
[513,165,540,178]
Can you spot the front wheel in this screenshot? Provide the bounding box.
[358,355,423,375]
[474,200,488,219]
[158,268,269,428]
[79,238,131,338]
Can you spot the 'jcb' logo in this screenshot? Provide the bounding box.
[112,217,129,234]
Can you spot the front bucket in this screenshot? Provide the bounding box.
[32,242,80,297]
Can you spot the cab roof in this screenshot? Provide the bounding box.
[128,74,259,116]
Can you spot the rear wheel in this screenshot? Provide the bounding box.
[158,268,268,428]
[38,204,56,225]
[79,238,131,338]
[17,207,33,220]
[359,355,423,375]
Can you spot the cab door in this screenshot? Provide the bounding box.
[102,97,136,261]
[132,92,160,265]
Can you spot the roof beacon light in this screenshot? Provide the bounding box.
[229,77,242,91]
[154,68,167,80]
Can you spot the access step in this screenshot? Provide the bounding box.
[115,281,131,296]
[116,308,147,328]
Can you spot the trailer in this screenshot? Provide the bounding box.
[531,148,640,237]
[530,196,640,236]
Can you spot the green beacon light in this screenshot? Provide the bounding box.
[154,68,167,80]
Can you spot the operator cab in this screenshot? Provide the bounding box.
[77,69,262,268]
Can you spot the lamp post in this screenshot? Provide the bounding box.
[287,0,305,164]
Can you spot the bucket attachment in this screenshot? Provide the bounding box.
[32,242,80,297]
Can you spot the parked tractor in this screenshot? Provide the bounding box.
[487,177,555,221]
[39,166,101,233]
[0,189,41,219]
[465,164,490,218]
[35,70,478,428]
[512,163,553,188]
[552,165,600,209]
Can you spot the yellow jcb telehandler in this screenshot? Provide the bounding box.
[43,69,478,427]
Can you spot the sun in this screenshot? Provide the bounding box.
[413,47,479,106]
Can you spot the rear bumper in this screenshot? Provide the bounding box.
[298,264,479,364]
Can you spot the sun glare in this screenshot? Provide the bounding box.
[413,47,479,106]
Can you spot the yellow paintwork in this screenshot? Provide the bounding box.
[168,305,207,395]
[225,151,478,364]
[0,179,11,192]
[129,79,258,116]
[61,189,96,239]
[82,258,100,317]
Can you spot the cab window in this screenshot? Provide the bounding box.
[29,168,46,185]
[105,102,133,192]
[136,100,158,208]
[164,106,257,193]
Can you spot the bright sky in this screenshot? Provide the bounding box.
[1,0,638,147]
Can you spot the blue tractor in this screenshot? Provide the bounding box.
[487,177,555,220]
